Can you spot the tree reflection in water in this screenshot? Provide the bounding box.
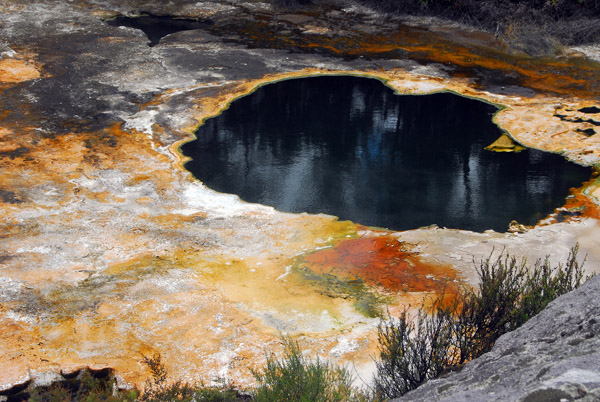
[182,76,590,232]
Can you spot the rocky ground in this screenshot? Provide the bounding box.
[0,0,599,396]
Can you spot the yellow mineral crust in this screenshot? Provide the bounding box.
[485,134,526,152]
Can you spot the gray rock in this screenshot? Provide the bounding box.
[393,275,600,402]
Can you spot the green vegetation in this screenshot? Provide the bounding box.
[26,370,139,402]
[274,0,600,53]
[275,0,600,19]
[11,246,591,402]
[138,353,245,402]
[251,337,368,402]
[14,357,244,402]
[373,245,589,399]
[294,266,384,318]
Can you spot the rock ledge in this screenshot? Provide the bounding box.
[394,275,600,402]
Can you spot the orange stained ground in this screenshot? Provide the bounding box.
[548,173,600,224]
[234,20,600,99]
[0,56,42,85]
[300,234,460,295]
[351,29,600,98]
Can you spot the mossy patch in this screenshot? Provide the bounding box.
[292,265,384,318]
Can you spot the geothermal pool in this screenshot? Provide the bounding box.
[181,76,590,232]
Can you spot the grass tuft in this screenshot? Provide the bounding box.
[139,353,244,402]
[251,337,368,402]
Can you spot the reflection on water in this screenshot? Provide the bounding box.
[181,76,591,232]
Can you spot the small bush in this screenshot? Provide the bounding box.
[457,245,586,361]
[374,245,589,399]
[252,337,366,402]
[139,353,244,402]
[374,308,453,399]
[341,0,600,51]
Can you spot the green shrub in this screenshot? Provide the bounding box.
[374,245,589,399]
[139,353,243,402]
[374,308,453,399]
[455,245,586,362]
[252,337,366,402]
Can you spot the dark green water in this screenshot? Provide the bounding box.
[181,76,590,232]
